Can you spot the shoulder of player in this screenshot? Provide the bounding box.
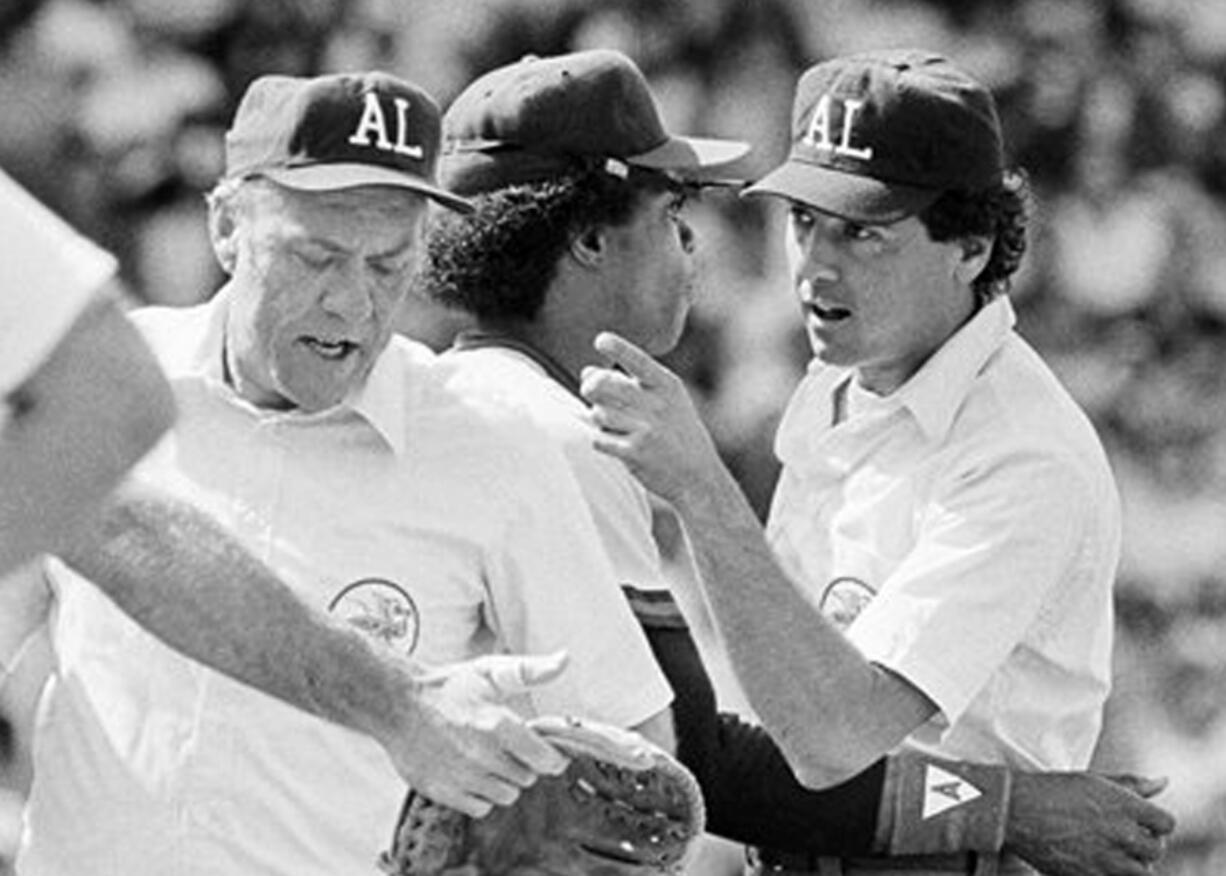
[434,347,594,443]
[944,335,1116,489]
[403,348,580,487]
[436,348,654,525]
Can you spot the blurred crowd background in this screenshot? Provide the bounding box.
[5,0,1226,871]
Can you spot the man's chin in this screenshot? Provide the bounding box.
[646,322,688,358]
[807,339,838,364]
[276,356,374,413]
[280,378,361,414]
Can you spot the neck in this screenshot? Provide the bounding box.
[855,289,982,396]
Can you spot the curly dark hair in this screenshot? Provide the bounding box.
[919,168,1032,308]
[416,167,669,323]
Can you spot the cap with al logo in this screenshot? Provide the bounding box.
[224,71,471,213]
[744,49,1004,223]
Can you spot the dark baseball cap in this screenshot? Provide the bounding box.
[440,50,750,195]
[224,71,471,212]
[744,49,1004,223]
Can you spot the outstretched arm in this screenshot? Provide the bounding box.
[581,332,934,788]
[641,605,1174,874]
[59,481,568,816]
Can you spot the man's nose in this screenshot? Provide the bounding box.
[319,264,376,321]
[796,234,839,290]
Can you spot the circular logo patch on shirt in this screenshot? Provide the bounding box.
[819,576,875,631]
[329,578,420,654]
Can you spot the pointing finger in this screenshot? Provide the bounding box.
[593,331,670,387]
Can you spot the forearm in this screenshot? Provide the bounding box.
[62,488,575,815]
[653,618,1003,857]
[711,714,885,850]
[638,606,881,850]
[581,336,932,784]
[672,467,929,787]
[59,482,422,746]
[658,600,1173,870]
[643,607,1000,857]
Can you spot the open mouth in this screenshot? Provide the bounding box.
[810,303,852,322]
[301,336,358,360]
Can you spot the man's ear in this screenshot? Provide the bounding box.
[568,224,607,269]
[953,234,993,286]
[208,197,241,275]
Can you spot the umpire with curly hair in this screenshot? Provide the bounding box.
[417,49,1175,876]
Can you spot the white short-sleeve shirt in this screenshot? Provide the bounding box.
[19,291,672,876]
[0,170,114,403]
[767,298,1119,770]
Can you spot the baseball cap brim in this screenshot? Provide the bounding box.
[262,164,473,213]
[630,135,751,173]
[743,159,941,224]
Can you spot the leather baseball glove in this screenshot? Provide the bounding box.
[378,715,705,875]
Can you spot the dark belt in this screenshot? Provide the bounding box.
[750,847,983,874]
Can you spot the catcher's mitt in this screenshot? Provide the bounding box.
[378,715,705,875]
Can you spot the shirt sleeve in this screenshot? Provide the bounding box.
[481,421,674,729]
[0,170,116,398]
[560,420,671,593]
[846,446,1107,727]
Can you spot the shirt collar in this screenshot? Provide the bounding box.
[347,342,408,456]
[894,296,1016,441]
[184,284,407,456]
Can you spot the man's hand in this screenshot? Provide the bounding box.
[378,716,705,876]
[387,652,572,818]
[579,332,724,506]
[1006,771,1175,875]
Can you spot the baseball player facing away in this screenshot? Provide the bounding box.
[1,71,674,876]
[0,168,574,822]
[580,49,1172,875]
[417,49,1175,876]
